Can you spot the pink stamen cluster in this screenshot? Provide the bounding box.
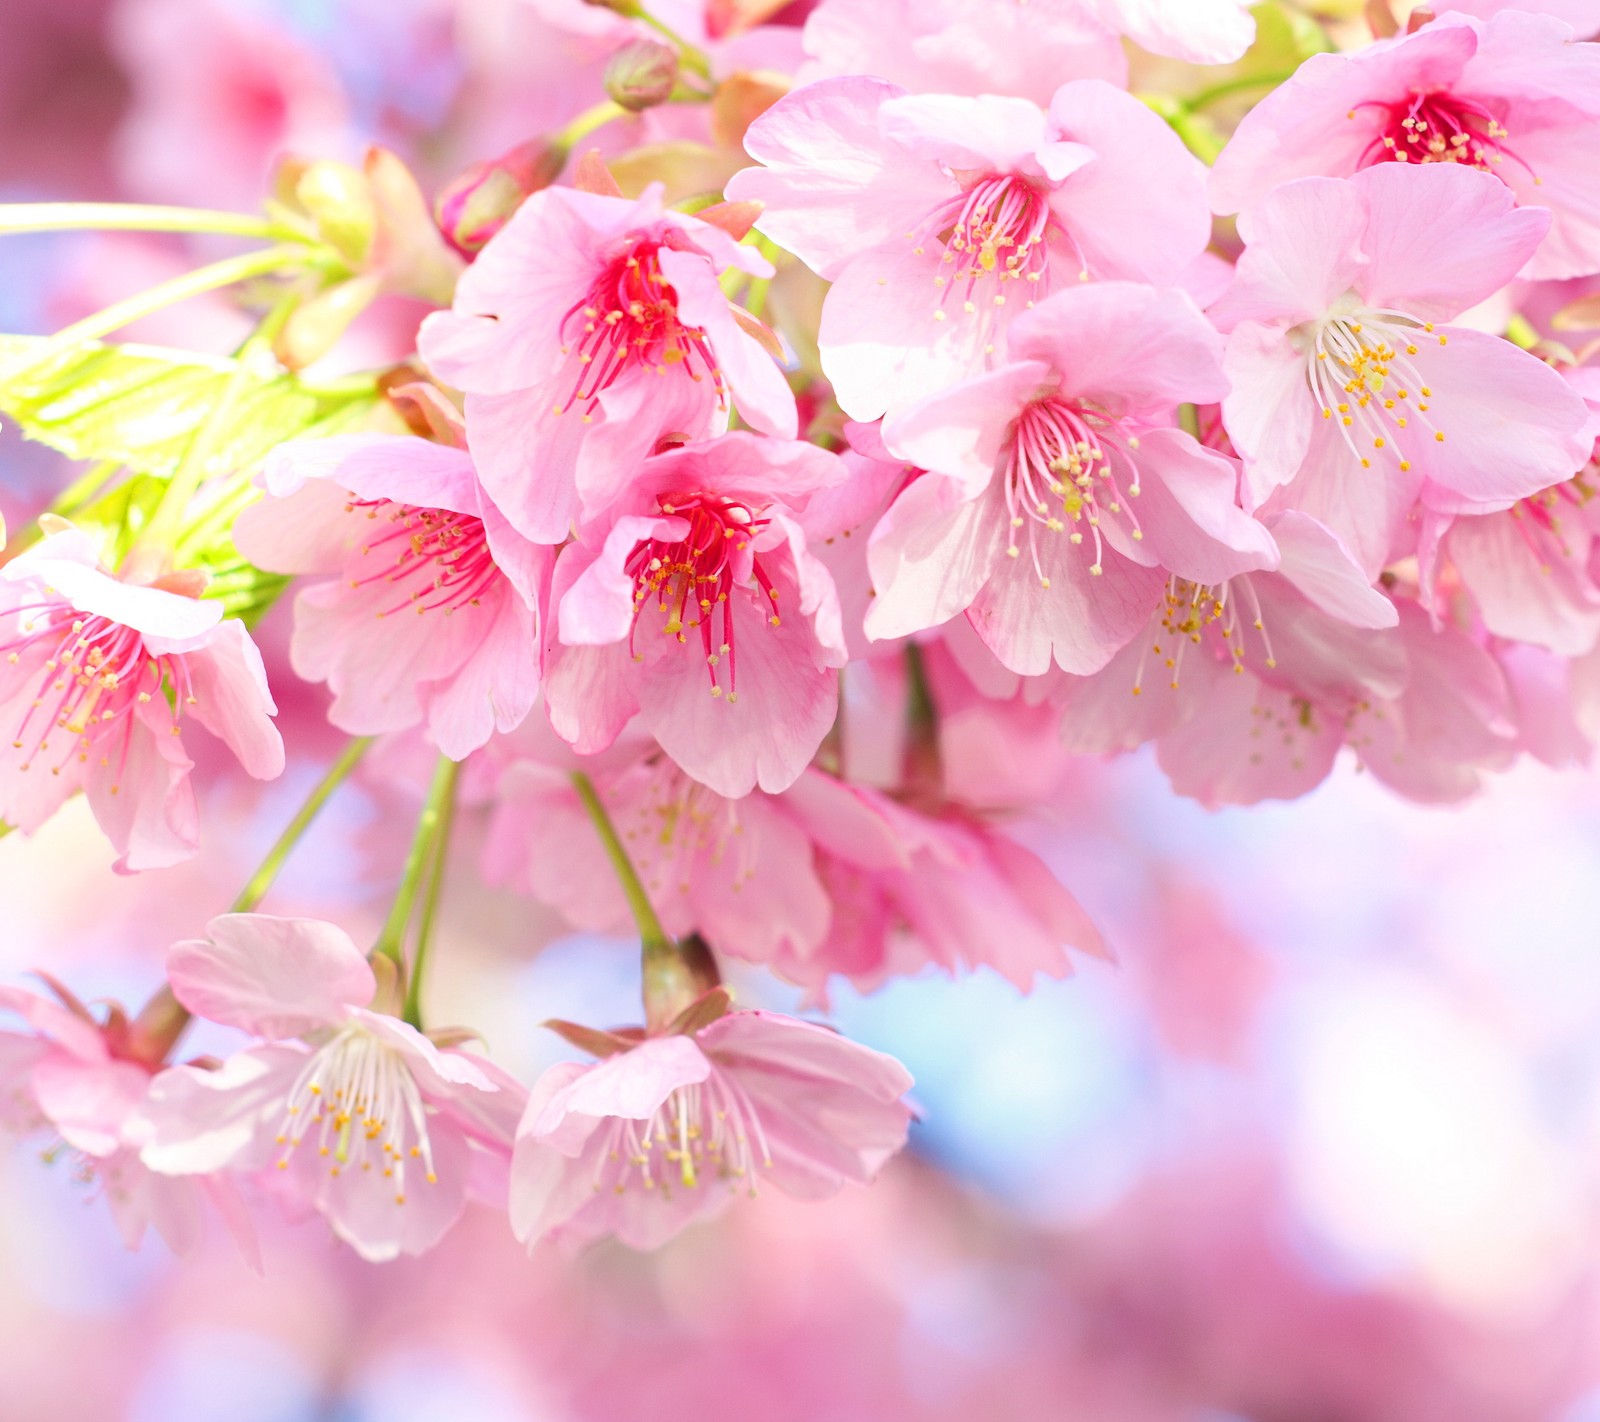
[2,607,189,783]
[625,492,781,697]
[348,500,500,617]
[557,242,723,416]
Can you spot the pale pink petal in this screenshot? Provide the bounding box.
[543,642,640,756]
[1044,80,1212,285]
[881,361,1050,498]
[168,914,374,1038]
[140,1044,309,1175]
[165,619,284,780]
[85,700,198,874]
[1129,429,1280,584]
[726,76,948,281]
[1209,177,1368,331]
[1353,163,1551,322]
[864,477,1009,643]
[1221,322,1319,508]
[1008,284,1227,416]
[30,1056,149,1157]
[1266,510,1399,629]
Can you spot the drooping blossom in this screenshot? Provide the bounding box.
[771,771,1108,996]
[542,433,848,797]
[141,915,524,1263]
[1054,511,1412,803]
[234,421,553,759]
[1429,366,1600,656]
[798,0,1129,103]
[1211,163,1593,578]
[866,282,1278,676]
[0,525,284,871]
[1209,11,1600,280]
[0,982,252,1259]
[725,77,1211,421]
[418,181,796,543]
[510,1006,914,1251]
[484,734,832,967]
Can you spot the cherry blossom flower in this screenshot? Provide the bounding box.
[418,182,796,543]
[866,282,1278,676]
[510,1007,913,1251]
[1056,510,1405,763]
[0,525,283,871]
[725,77,1211,421]
[543,432,848,797]
[1428,367,1600,657]
[1209,11,1600,280]
[484,737,832,968]
[234,427,553,759]
[772,771,1108,996]
[1212,163,1593,578]
[140,915,523,1263]
[0,982,251,1259]
[798,0,1129,103]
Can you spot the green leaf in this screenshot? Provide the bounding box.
[0,335,379,482]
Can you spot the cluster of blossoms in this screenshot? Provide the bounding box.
[1,0,1598,1267]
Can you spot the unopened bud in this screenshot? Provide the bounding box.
[434,139,565,255]
[604,39,680,112]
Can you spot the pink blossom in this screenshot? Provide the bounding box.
[0,981,250,1258]
[1056,510,1405,767]
[1417,0,1600,37]
[798,0,1129,104]
[510,1008,913,1251]
[543,433,848,797]
[772,771,1107,995]
[111,0,354,209]
[725,77,1211,421]
[234,429,553,759]
[1430,367,1600,656]
[418,183,796,543]
[1212,163,1593,578]
[866,282,1278,676]
[0,526,283,871]
[485,739,832,968]
[140,914,523,1263]
[1209,11,1600,280]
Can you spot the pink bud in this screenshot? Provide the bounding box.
[434,139,565,256]
[603,38,680,112]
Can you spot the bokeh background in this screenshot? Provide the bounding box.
[3,2,1599,1419]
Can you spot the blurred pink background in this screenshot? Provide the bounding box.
[2,3,1598,1419]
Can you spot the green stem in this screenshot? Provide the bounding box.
[402,762,460,1030]
[554,100,630,155]
[573,770,698,1031]
[0,202,308,241]
[1187,72,1297,112]
[139,288,301,553]
[231,738,374,913]
[374,755,461,967]
[0,244,323,384]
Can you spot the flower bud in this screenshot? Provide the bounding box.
[604,39,680,113]
[434,139,565,256]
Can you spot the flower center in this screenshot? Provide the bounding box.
[346,499,499,617]
[913,174,1079,320]
[1135,575,1276,695]
[555,241,722,417]
[1354,89,1528,176]
[621,759,755,901]
[1305,304,1450,473]
[624,492,781,698]
[1508,470,1597,565]
[590,1069,772,1197]
[274,1025,437,1205]
[1004,397,1144,585]
[1,606,186,782]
